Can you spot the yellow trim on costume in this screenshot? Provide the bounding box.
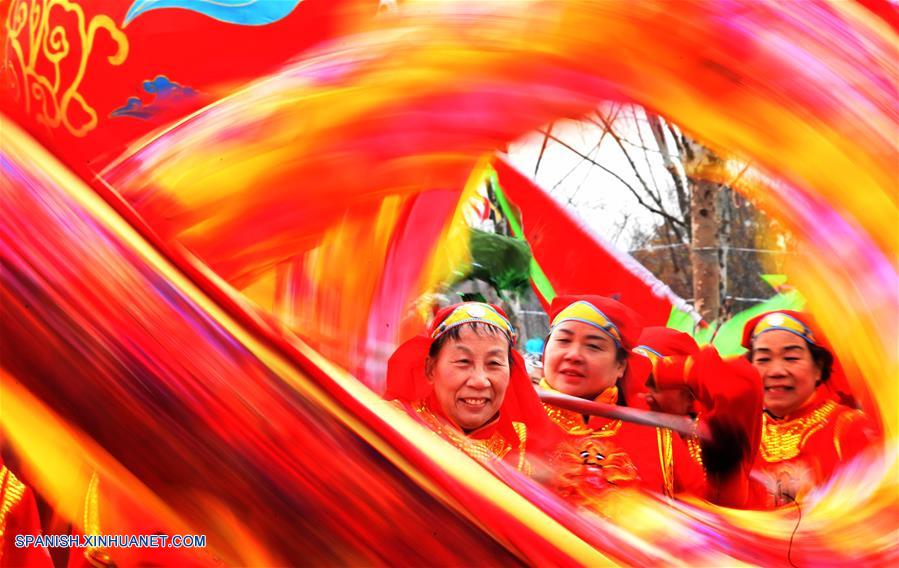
[412,400,514,464]
[752,312,817,345]
[0,465,27,564]
[550,301,622,346]
[683,356,694,380]
[760,400,838,462]
[656,428,675,498]
[833,409,866,461]
[540,379,622,437]
[685,417,708,485]
[686,435,705,468]
[633,345,662,367]
[82,472,114,566]
[512,422,532,476]
[432,302,513,340]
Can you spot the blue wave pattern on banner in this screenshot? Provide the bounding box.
[123,0,304,26]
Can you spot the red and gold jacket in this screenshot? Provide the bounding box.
[540,381,704,499]
[392,396,536,474]
[752,387,877,509]
[653,347,764,508]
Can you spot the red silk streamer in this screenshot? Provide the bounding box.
[1,120,620,566]
[1,0,895,564]
[358,188,466,391]
[492,157,691,325]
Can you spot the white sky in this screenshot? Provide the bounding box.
[505,105,684,251]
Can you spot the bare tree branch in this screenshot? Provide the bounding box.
[615,137,666,154]
[565,105,626,204]
[534,121,554,177]
[664,222,685,274]
[538,129,688,236]
[554,141,601,192]
[567,147,603,206]
[630,106,666,201]
[610,211,632,246]
[551,103,623,192]
[647,112,690,226]
[591,111,660,204]
[590,111,684,234]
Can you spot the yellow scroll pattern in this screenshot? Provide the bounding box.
[4,0,129,136]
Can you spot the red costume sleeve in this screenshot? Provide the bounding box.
[656,347,763,507]
[655,348,762,445]
[832,408,879,462]
[671,434,707,497]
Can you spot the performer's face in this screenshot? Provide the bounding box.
[644,376,694,415]
[427,326,511,431]
[751,330,821,417]
[544,321,625,400]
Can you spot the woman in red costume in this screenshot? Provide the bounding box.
[636,327,764,508]
[538,295,704,498]
[385,302,569,475]
[743,310,878,508]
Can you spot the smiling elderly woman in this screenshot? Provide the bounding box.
[743,310,879,508]
[385,302,565,474]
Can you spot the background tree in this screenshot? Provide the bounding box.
[509,104,796,325]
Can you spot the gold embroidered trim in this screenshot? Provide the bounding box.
[656,428,675,498]
[413,400,516,466]
[543,403,622,438]
[685,414,705,472]
[686,435,704,467]
[543,403,591,436]
[84,471,101,542]
[1,465,27,563]
[760,400,838,462]
[512,422,531,475]
[82,472,115,566]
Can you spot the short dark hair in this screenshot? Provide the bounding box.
[808,342,834,383]
[615,347,629,407]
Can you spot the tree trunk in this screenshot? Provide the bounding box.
[687,145,721,322]
[718,187,733,321]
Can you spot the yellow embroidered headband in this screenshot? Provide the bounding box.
[431,303,514,341]
[752,312,817,345]
[550,300,622,347]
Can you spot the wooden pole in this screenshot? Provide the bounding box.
[537,389,711,440]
